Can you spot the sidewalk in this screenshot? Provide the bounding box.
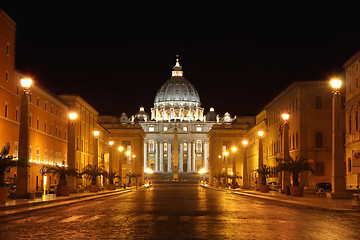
[204,185,360,212]
[0,187,138,217]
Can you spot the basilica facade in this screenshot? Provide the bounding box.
[124,57,235,174]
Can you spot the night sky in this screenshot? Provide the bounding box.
[1,3,359,117]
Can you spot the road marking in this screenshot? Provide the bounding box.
[37,216,59,223]
[84,215,104,222]
[156,215,168,221]
[60,215,84,223]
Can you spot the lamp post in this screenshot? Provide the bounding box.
[280,113,290,192]
[329,79,349,198]
[93,131,99,166]
[16,78,32,198]
[108,141,114,175]
[242,140,248,188]
[68,112,77,192]
[118,146,123,187]
[257,131,264,190]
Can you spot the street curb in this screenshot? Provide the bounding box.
[0,187,140,217]
[202,185,360,212]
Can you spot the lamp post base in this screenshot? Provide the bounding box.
[326,191,352,199]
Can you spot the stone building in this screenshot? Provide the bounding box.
[208,81,342,189]
[129,57,236,177]
[343,50,360,190]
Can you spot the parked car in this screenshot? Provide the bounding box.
[315,182,332,192]
[267,182,281,191]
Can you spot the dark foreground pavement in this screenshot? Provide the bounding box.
[1,183,360,240]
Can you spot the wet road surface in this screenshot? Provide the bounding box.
[0,183,360,239]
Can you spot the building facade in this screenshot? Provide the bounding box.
[130,58,235,176]
[208,81,343,190]
[344,50,360,190]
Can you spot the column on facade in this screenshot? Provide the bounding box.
[155,141,159,171]
[179,140,183,172]
[204,140,209,171]
[159,141,163,172]
[192,141,196,171]
[167,141,172,172]
[187,140,192,172]
[144,140,147,169]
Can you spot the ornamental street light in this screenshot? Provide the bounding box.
[242,140,249,188]
[257,131,264,190]
[280,113,290,192]
[68,112,77,192]
[329,78,349,198]
[16,78,33,198]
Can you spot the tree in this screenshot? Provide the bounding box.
[276,156,313,186]
[45,164,78,186]
[81,164,107,186]
[0,143,28,187]
[255,165,271,185]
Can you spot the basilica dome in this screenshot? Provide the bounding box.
[154,58,201,108]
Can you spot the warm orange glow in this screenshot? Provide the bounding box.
[118,146,124,152]
[20,78,32,89]
[93,130,99,136]
[198,168,206,174]
[282,113,290,121]
[330,78,342,90]
[224,151,229,156]
[109,141,114,146]
[258,131,264,137]
[231,147,237,152]
[126,151,130,156]
[242,140,248,146]
[68,112,77,120]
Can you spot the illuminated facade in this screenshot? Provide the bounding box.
[208,81,342,190]
[127,57,236,174]
[344,50,360,190]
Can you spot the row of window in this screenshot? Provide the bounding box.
[268,131,324,156]
[148,125,203,132]
[267,99,298,127]
[11,142,65,165]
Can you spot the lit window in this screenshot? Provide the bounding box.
[149,126,155,132]
[163,126,168,131]
[183,127,187,131]
[196,126,202,132]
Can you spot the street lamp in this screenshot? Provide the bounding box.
[16,78,33,198]
[118,146,124,187]
[280,113,290,192]
[242,139,249,188]
[93,131,99,166]
[68,111,78,192]
[257,131,264,190]
[198,168,207,185]
[329,78,349,198]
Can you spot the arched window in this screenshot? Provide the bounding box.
[315,132,323,148]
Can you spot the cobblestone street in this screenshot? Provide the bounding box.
[1,183,360,239]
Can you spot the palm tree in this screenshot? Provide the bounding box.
[81,164,107,191]
[45,164,78,196]
[255,164,271,185]
[105,171,119,185]
[45,164,78,186]
[276,156,313,186]
[0,143,29,202]
[0,143,28,187]
[229,172,242,189]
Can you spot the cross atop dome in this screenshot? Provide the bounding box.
[172,55,183,77]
